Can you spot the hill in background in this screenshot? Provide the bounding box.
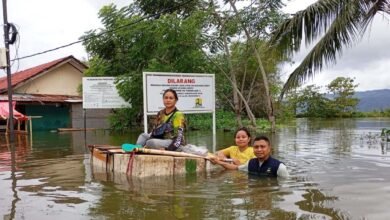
[354,89,390,112]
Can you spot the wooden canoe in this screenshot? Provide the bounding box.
[88,144,218,178]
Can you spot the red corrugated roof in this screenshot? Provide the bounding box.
[0,55,87,93]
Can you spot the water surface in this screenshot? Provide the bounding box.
[1,118,390,219]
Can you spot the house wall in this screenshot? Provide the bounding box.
[25,104,70,131]
[71,103,111,129]
[15,64,82,96]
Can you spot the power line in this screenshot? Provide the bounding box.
[11,0,195,62]
[11,13,154,62]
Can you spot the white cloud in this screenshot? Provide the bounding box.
[283,0,317,13]
[0,0,130,77]
[0,0,388,92]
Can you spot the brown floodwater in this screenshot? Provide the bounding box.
[1,118,390,219]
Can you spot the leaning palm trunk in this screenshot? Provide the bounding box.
[229,0,276,132]
[271,0,390,98]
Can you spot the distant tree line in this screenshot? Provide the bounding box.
[282,77,360,118]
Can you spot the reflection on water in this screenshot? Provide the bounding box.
[1,118,390,219]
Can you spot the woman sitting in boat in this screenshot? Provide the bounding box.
[136,89,186,151]
[214,127,255,165]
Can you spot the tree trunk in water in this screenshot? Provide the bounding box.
[229,0,276,132]
[204,3,257,129]
[221,25,242,127]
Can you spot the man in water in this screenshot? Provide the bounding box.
[211,135,289,178]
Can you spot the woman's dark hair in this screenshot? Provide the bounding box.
[234,127,251,138]
[163,89,178,101]
[253,135,271,146]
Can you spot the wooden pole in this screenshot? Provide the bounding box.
[2,0,15,141]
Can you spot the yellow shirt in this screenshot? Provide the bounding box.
[220,146,255,164]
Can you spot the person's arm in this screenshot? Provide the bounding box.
[212,158,239,170]
[167,112,185,151]
[232,158,241,165]
[216,147,232,160]
[167,127,184,151]
[216,150,227,160]
[277,163,289,178]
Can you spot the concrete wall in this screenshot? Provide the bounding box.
[71,103,111,129]
[15,64,82,96]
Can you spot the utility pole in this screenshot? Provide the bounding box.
[2,0,15,141]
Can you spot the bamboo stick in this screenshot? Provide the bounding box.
[88,144,217,160]
[136,148,207,159]
[87,144,121,150]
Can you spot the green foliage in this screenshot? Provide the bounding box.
[77,84,82,96]
[82,1,289,130]
[82,4,209,127]
[212,40,287,117]
[108,108,136,133]
[275,96,297,121]
[282,76,360,118]
[327,77,359,116]
[135,0,202,17]
[186,111,236,130]
[294,85,335,118]
[186,110,271,131]
[353,109,390,118]
[255,118,271,131]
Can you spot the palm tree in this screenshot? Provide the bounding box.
[271,0,390,98]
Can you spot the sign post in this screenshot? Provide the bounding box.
[82,77,130,137]
[82,77,131,109]
[143,72,216,152]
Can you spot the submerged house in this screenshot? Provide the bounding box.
[0,55,110,131]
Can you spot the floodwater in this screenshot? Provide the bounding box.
[1,118,390,220]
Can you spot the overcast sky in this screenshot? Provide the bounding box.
[1,0,389,92]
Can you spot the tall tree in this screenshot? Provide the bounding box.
[81,4,208,126]
[136,0,287,130]
[293,85,333,118]
[327,76,359,116]
[271,0,390,97]
[82,1,288,130]
[228,0,286,132]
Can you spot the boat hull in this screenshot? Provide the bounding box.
[90,147,216,178]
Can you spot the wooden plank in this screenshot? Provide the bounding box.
[134,155,174,178]
[112,154,175,178]
[58,128,101,132]
[92,148,107,162]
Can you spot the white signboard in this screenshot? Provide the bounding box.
[82,77,130,109]
[144,72,215,113]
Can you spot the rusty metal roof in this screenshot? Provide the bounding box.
[0,94,82,103]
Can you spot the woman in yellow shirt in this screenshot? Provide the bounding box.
[215,127,255,165]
